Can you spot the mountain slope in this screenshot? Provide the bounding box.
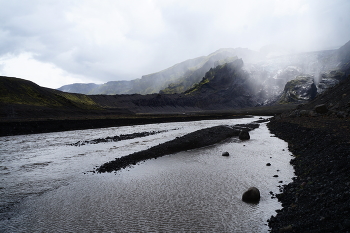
[182,59,259,109]
[0,76,100,109]
[159,56,238,94]
[275,40,350,105]
[0,76,134,119]
[277,76,317,103]
[58,48,263,95]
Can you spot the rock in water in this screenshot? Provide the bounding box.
[239,130,250,140]
[222,151,229,156]
[242,187,260,203]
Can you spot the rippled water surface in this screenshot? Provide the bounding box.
[0,117,294,232]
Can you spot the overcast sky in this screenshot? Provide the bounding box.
[0,0,349,89]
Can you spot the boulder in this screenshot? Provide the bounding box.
[314,104,328,114]
[222,151,229,156]
[299,110,310,117]
[337,111,346,118]
[278,76,316,103]
[279,225,293,232]
[288,110,298,118]
[242,187,260,203]
[309,110,317,117]
[239,130,250,140]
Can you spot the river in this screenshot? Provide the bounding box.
[0,116,294,232]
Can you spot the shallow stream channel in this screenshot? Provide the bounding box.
[0,116,294,232]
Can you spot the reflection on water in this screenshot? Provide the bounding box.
[0,117,294,232]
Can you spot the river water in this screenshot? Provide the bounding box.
[0,117,294,232]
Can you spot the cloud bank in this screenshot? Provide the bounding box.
[0,0,349,88]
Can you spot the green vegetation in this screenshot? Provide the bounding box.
[278,76,315,104]
[160,56,238,95]
[55,92,101,109]
[0,77,62,106]
[184,77,210,95]
[184,62,232,95]
[0,76,101,110]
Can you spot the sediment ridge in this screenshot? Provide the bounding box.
[96,123,259,173]
[70,130,168,146]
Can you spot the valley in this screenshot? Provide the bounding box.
[1,40,350,232]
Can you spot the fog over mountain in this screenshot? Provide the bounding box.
[58,48,262,94]
[58,42,346,105]
[0,0,349,89]
[1,40,349,123]
[55,39,350,113]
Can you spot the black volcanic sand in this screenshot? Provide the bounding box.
[267,116,350,233]
[96,123,259,173]
[0,114,250,136]
[0,104,297,137]
[70,130,168,146]
[0,114,249,137]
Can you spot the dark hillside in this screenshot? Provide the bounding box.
[58,48,263,95]
[337,40,350,74]
[184,59,259,109]
[302,75,350,112]
[0,76,102,110]
[159,56,238,94]
[0,76,134,120]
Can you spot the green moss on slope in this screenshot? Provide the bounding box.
[0,76,101,110]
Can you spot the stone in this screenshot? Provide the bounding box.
[242,187,260,203]
[279,225,293,232]
[222,151,229,156]
[337,111,346,118]
[239,130,250,140]
[309,110,317,117]
[314,104,328,114]
[342,219,350,228]
[299,110,310,116]
[288,111,298,118]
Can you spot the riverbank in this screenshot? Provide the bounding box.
[0,104,296,137]
[0,114,249,137]
[267,116,350,232]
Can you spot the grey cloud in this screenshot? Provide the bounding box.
[0,0,350,85]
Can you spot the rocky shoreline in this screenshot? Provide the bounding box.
[267,116,350,232]
[96,123,259,173]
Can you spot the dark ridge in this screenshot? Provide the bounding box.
[70,130,169,146]
[96,123,259,173]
